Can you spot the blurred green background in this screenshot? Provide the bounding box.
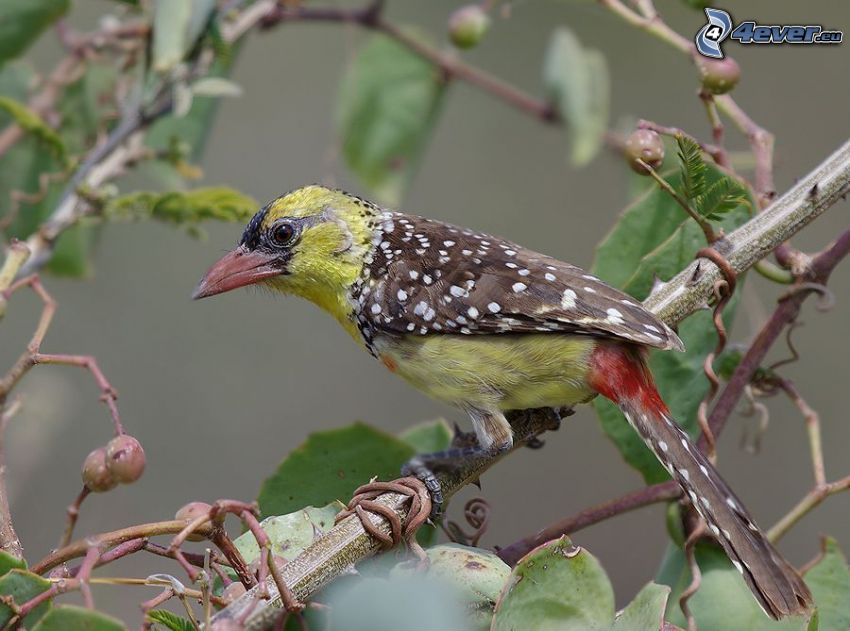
[1,0,848,623]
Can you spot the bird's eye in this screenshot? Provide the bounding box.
[270,222,297,247]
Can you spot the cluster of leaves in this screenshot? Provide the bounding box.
[0,551,124,630]
[152,419,848,631]
[0,0,245,277]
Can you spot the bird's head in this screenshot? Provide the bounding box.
[193,185,380,325]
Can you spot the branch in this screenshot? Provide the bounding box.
[259,2,557,122]
[212,139,850,629]
[496,481,680,566]
[700,222,850,448]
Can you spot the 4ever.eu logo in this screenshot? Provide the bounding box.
[695,8,843,59]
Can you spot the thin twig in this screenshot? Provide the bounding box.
[497,481,679,566]
[637,159,718,243]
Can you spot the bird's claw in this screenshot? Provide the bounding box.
[402,458,444,519]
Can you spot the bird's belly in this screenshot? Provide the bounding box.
[374,333,597,411]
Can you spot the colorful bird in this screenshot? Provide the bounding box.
[194,185,811,619]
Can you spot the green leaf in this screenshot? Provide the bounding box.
[664,544,812,630]
[591,166,751,483]
[0,569,52,627]
[613,582,670,630]
[233,503,343,565]
[151,0,216,73]
[337,33,447,205]
[392,544,511,631]
[399,418,453,454]
[104,187,257,229]
[0,0,70,66]
[695,177,748,221]
[146,609,195,631]
[676,135,708,201]
[0,550,26,577]
[804,537,850,631]
[258,422,416,517]
[0,97,66,162]
[492,537,615,631]
[325,575,467,631]
[543,27,610,166]
[32,605,126,630]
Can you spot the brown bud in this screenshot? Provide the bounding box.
[697,57,741,95]
[82,447,118,493]
[105,434,146,484]
[624,129,665,174]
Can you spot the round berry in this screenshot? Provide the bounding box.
[448,5,490,49]
[81,447,117,493]
[222,581,247,603]
[624,129,665,174]
[175,501,212,541]
[697,57,741,95]
[105,434,146,484]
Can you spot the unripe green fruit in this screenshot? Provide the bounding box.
[697,57,741,95]
[105,434,146,484]
[82,447,118,492]
[175,501,212,541]
[448,5,490,49]
[624,129,665,174]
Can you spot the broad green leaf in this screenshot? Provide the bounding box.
[0,0,69,66]
[105,187,257,229]
[258,422,416,517]
[0,97,66,162]
[337,33,447,205]
[325,575,467,631]
[543,27,610,166]
[0,550,26,577]
[151,0,216,73]
[392,544,511,631]
[613,582,670,630]
[399,418,453,454]
[664,544,812,630]
[591,166,751,483]
[492,536,615,631]
[0,569,51,627]
[147,609,196,631]
[32,605,125,630]
[804,537,850,631]
[233,503,343,565]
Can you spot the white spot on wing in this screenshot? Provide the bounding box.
[561,289,577,309]
[512,282,527,293]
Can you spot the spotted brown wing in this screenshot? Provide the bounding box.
[355,213,683,351]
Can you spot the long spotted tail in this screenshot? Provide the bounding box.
[590,343,812,619]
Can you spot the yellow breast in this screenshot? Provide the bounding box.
[373,333,598,411]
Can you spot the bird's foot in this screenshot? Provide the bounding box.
[401,444,509,520]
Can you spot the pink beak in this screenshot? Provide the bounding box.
[192,246,281,299]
